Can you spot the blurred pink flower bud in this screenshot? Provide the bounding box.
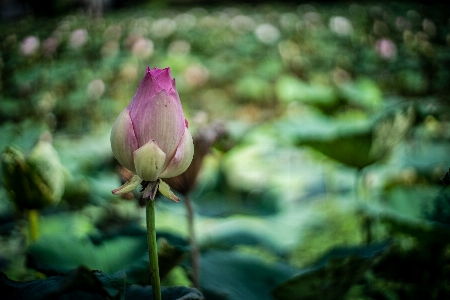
[41,37,58,57]
[375,38,397,60]
[69,29,88,49]
[110,67,194,199]
[20,36,40,56]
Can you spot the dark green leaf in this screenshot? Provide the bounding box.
[275,75,338,111]
[27,234,148,275]
[277,106,414,169]
[336,78,383,112]
[0,266,126,300]
[125,285,204,300]
[199,250,297,300]
[441,169,450,186]
[364,207,450,244]
[200,225,283,257]
[272,243,389,300]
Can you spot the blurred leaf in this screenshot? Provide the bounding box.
[199,250,297,300]
[377,179,450,228]
[336,77,383,111]
[277,106,414,169]
[124,234,188,285]
[275,75,338,111]
[219,130,313,203]
[0,266,126,300]
[393,139,450,179]
[87,172,122,204]
[2,138,65,210]
[256,58,284,81]
[441,169,450,186]
[53,130,113,174]
[161,266,192,287]
[0,120,47,157]
[125,285,204,300]
[397,70,429,95]
[381,185,440,219]
[272,242,389,300]
[276,114,374,168]
[289,201,364,268]
[39,211,97,238]
[1,265,204,300]
[30,223,191,286]
[0,98,28,120]
[27,234,148,275]
[200,224,283,257]
[352,241,450,299]
[363,206,450,244]
[430,186,450,225]
[62,171,91,208]
[235,75,272,102]
[192,153,280,216]
[304,127,374,169]
[158,238,187,280]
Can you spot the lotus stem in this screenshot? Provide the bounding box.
[28,209,39,242]
[185,194,200,287]
[146,199,161,300]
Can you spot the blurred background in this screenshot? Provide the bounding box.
[1,0,450,299]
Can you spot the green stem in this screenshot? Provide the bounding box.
[28,209,39,242]
[146,199,161,300]
[184,194,200,287]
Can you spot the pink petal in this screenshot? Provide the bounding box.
[149,67,175,92]
[159,127,194,179]
[110,108,138,173]
[130,68,166,104]
[129,89,185,167]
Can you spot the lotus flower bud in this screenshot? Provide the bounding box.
[110,67,194,200]
[1,133,65,211]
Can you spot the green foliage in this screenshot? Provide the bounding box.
[275,105,415,169]
[273,243,389,300]
[275,75,338,112]
[289,201,364,268]
[1,138,65,211]
[1,266,127,300]
[26,222,189,284]
[1,1,450,299]
[200,250,297,300]
[27,234,148,275]
[1,265,203,300]
[336,78,384,112]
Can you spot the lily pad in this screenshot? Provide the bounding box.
[235,75,272,102]
[0,266,126,300]
[1,266,205,300]
[200,250,298,300]
[336,77,384,111]
[272,242,389,300]
[27,234,148,275]
[275,75,338,111]
[276,106,414,169]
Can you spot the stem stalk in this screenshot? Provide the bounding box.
[185,194,200,287]
[28,209,39,242]
[146,199,161,300]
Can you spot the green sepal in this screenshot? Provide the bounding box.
[112,174,143,195]
[158,180,179,202]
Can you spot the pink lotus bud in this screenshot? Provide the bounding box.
[110,67,194,188]
[375,38,397,60]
